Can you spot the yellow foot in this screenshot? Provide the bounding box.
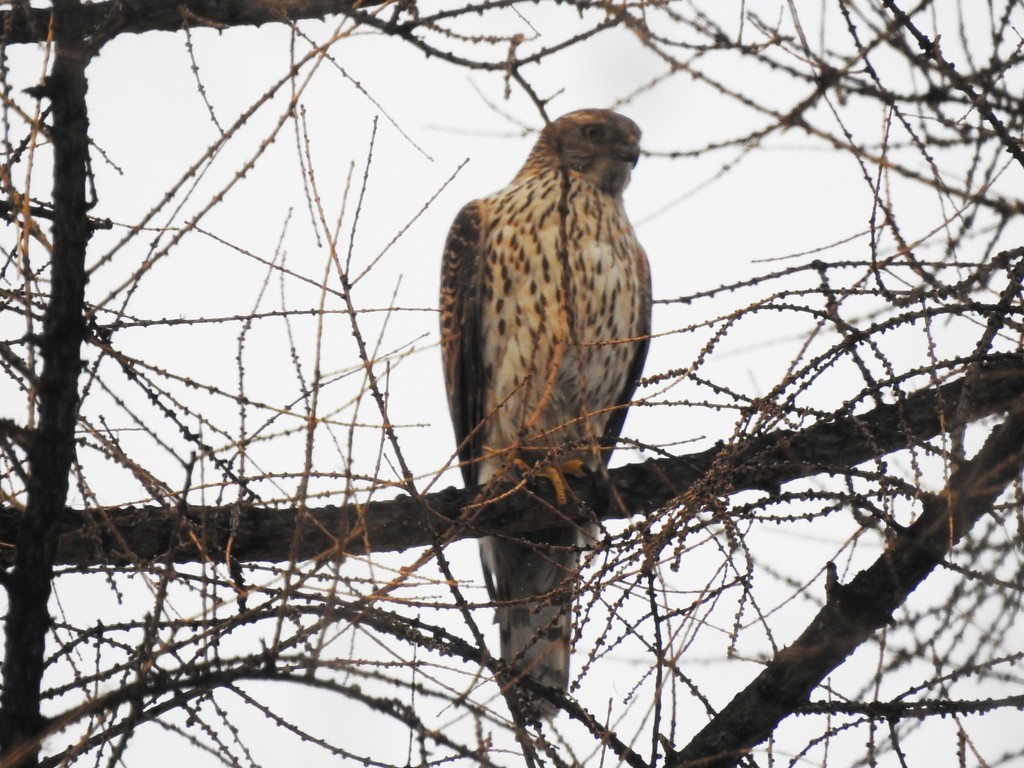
[515,458,587,505]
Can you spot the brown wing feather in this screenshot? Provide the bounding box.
[599,240,652,460]
[440,200,487,487]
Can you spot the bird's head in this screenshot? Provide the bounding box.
[536,109,642,196]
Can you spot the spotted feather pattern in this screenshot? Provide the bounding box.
[440,109,651,717]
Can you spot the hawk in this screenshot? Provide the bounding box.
[440,109,651,717]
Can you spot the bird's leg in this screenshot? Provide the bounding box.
[514,455,587,505]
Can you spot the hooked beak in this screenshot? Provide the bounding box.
[620,144,641,168]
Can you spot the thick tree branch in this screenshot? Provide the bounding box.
[0,198,112,230]
[669,393,1024,768]
[0,0,385,48]
[0,356,1021,569]
[0,1,91,764]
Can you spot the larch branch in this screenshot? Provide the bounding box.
[0,356,1020,569]
[0,0,92,764]
[0,0,386,48]
[668,392,1024,768]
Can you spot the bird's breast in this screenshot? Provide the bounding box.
[477,176,646,454]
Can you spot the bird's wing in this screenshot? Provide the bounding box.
[440,200,487,487]
[600,238,652,458]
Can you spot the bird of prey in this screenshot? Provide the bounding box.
[439,109,651,717]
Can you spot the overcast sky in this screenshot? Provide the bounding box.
[1,3,1020,765]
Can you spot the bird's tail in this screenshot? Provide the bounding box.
[481,528,586,719]
[496,586,572,718]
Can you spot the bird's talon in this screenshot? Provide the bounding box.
[539,465,569,505]
[513,457,587,505]
[559,459,587,479]
[539,460,586,505]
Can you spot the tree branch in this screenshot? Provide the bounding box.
[0,355,1020,569]
[0,198,112,230]
[668,391,1024,767]
[881,0,1024,172]
[0,1,92,764]
[0,0,385,48]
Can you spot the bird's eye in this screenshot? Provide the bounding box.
[582,124,606,141]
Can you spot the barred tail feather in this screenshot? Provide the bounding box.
[497,595,571,718]
[480,528,584,719]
